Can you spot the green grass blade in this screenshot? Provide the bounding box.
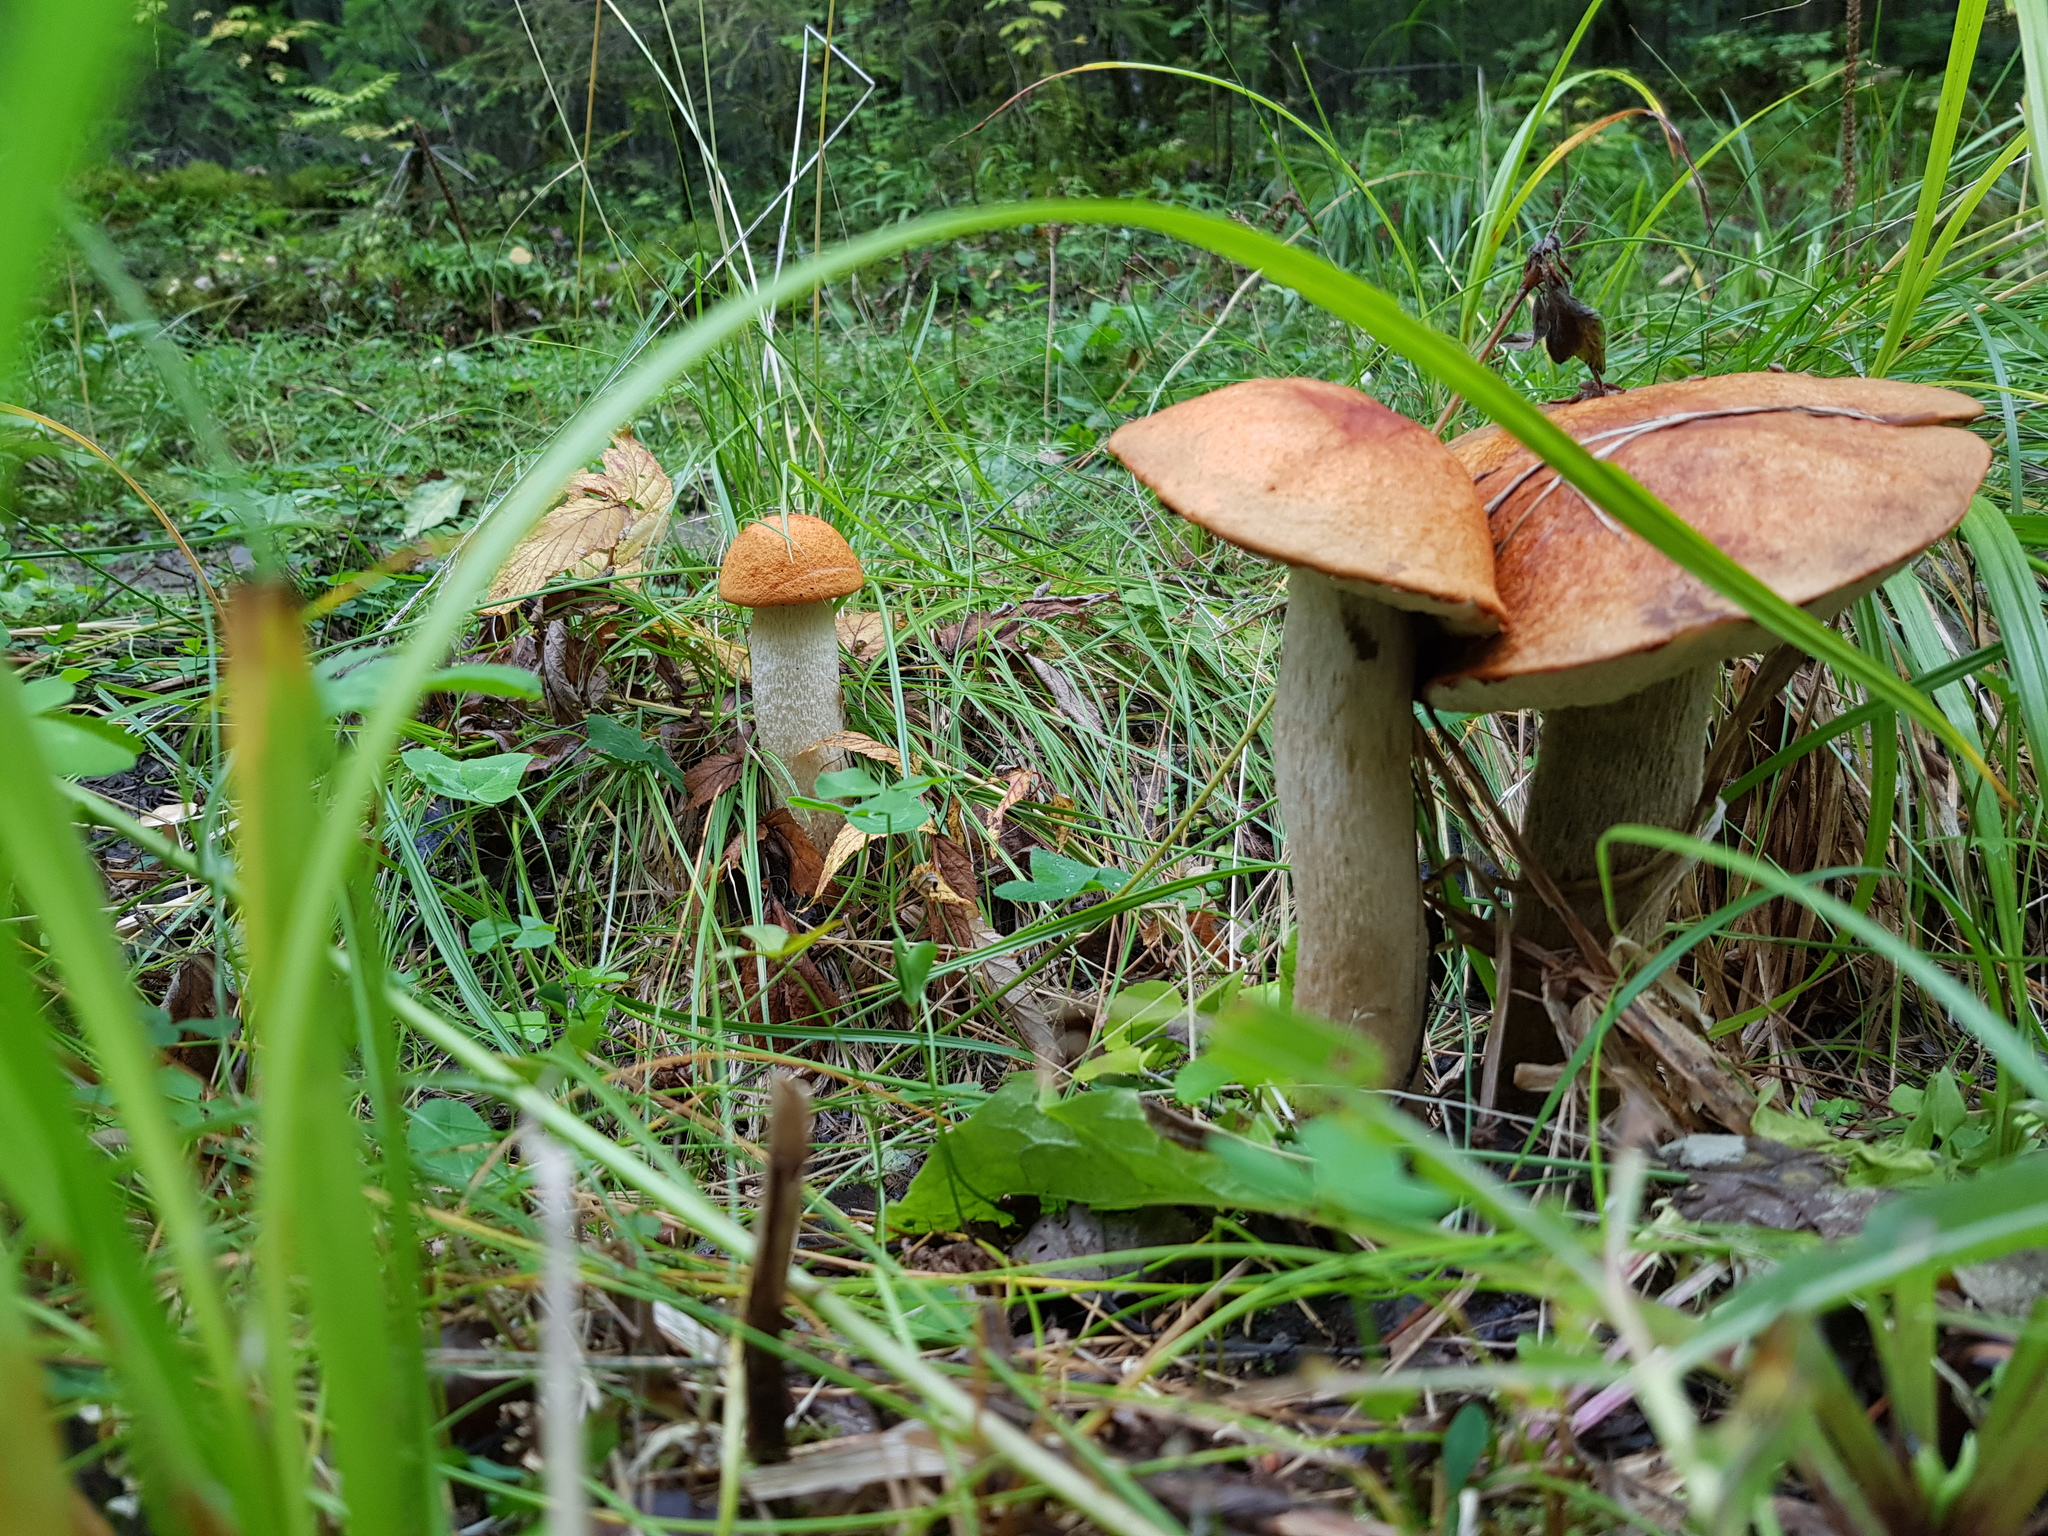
[1873,0,1993,374]
[0,665,272,1531]
[0,1230,71,1533]
[0,921,234,1532]
[1459,0,1607,340]
[225,588,434,1536]
[1963,492,2048,793]
[0,0,137,391]
[2015,0,2048,218]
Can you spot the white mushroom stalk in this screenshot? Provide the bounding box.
[1110,379,1504,1086]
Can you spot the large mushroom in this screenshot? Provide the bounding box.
[1425,373,1992,1115]
[719,513,866,841]
[1109,378,1504,1082]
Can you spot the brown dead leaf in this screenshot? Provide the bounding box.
[683,750,744,809]
[802,730,902,770]
[930,591,1119,655]
[484,428,674,614]
[835,610,893,662]
[764,808,825,899]
[814,823,870,898]
[1024,654,1105,734]
[987,767,1037,837]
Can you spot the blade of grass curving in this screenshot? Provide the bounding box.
[267,199,2011,1214]
[1606,827,2048,1105]
[2019,0,2048,218]
[1961,329,2048,772]
[1872,0,1992,374]
[0,919,238,1532]
[225,588,435,1536]
[0,666,272,1532]
[1883,126,2030,366]
[1459,0,1608,340]
[0,1228,70,1533]
[0,0,137,394]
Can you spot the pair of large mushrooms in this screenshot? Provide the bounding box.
[1109,374,1989,1110]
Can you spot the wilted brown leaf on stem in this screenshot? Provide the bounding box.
[483,427,674,614]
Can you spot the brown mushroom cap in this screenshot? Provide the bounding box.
[718,513,865,607]
[1424,374,1991,713]
[1107,378,1505,635]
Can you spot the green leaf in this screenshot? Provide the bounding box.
[1441,1403,1491,1493]
[428,662,541,701]
[892,1076,1289,1231]
[993,849,1118,902]
[739,922,791,957]
[30,713,141,778]
[813,765,886,799]
[892,935,938,1007]
[407,1099,500,1188]
[845,786,935,835]
[467,914,555,953]
[399,747,532,805]
[18,677,71,713]
[399,476,465,540]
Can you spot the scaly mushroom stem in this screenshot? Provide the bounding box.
[1275,568,1427,1083]
[746,601,848,845]
[1496,664,1715,1113]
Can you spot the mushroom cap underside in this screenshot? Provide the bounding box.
[719,513,866,606]
[1425,399,1991,714]
[1107,376,1505,634]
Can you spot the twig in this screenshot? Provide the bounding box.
[743,1075,813,1465]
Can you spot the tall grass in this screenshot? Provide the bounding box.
[3,0,2048,1531]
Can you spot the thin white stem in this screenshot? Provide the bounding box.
[526,1120,588,1536]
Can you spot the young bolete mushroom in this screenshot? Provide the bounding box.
[719,513,866,841]
[1110,378,1504,1082]
[1425,373,1991,1115]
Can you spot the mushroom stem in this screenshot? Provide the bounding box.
[745,601,848,844]
[1275,568,1427,1083]
[1495,664,1716,1112]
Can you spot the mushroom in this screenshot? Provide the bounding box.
[719,513,866,842]
[1425,373,1992,1115]
[1109,379,1504,1082]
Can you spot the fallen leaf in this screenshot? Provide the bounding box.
[1024,653,1105,734]
[484,428,673,614]
[802,729,901,770]
[987,767,1037,838]
[834,610,892,662]
[764,809,826,899]
[814,823,870,899]
[683,750,744,809]
[741,1422,961,1501]
[401,475,466,540]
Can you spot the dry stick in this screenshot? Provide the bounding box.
[743,1076,814,1465]
[409,122,500,337]
[573,0,604,319]
[1431,267,1542,437]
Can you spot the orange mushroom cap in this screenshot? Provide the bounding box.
[1108,378,1505,635]
[718,513,865,607]
[1425,373,1991,713]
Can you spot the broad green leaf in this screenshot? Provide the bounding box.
[399,747,532,805]
[400,476,466,540]
[407,1100,499,1189]
[812,765,886,798]
[892,1076,1289,1231]
[586,715,685,786]
[467,914,556,953]
[892,935,938,1007]
[993,848,1117,902]
[427,662,542,701]
[31,713,141,778]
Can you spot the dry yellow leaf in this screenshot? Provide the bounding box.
[835,610,893,661]
[484,428,674,614]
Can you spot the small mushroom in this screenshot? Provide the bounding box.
[1110,379,1504,1082]
[1426,372,1992,1116]
[719,514,866,842]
